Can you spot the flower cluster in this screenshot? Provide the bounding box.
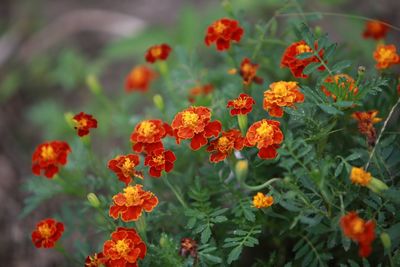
[32,141,71,178]
[263,81,304,117]
[205,18,244,51]
[340,212,376,257]
[281,40,325,78]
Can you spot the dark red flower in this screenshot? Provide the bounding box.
[130,120,173,154]
[144,149,176,177]
[363,20,389,40]
[205,18,244,51]
[85,252,109,267]
[239,58,263,85]
[31,218,64,248]
[281,40,325,78]
[125,65,156,92]
[145,43,172,63]
[73,112,97,137]
[179,238,198,260]
[227,93,255,116]
[32,141,71,178]
[103,227,147,267]
[207,129,244,163]
[108,154,143,185]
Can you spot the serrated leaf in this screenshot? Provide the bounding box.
[227,246,243,264]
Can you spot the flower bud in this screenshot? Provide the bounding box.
[235,160,248,182]
[64,112,75,128]
[366,177,389,193]
[380,232,391,250]
[86,74,102,96]
[153,94,165,112]
[221,0,233,16]
[159,233,169,248]
[357,66,366,77]
[87,193,101,208]
[237,114,248,135]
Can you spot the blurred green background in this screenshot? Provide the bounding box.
[0,0,399,266]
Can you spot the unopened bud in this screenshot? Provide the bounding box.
[367,177,389,193]
[159,233,169,248]
[87,193,100,208]
[64,112,75,128]
[222,0,233,16]
[358,66,366,76]
[153,94,165,112]
[314,26,322,37]
[235,160,248,182]
[86,74,102,96]
[237,114,248,135]
[380,232,391,250]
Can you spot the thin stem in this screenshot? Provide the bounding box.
[241,178,281,191]
[163,174,188,209]
[365,97,400,170]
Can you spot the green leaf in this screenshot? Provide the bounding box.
[331,60,352,72]
[296,52,314,59]
[227,246,243,264]
[201,226,212,243]
[201,253,222,264]
[303,63,321,75]
[318,104,343,115]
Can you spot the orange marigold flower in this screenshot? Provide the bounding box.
[340,212,376,258]
[350,167,372,186]
[32,141,71,178]
[188,84,214,103]
[108,154,143,185]
[207,129,245,163]
[130,120,172,154]
[125,65,156,92]
[145,43,172,63]
[252,192,274,209]
[144,148,176,177]
[363,20,389,40]
[73,112,97,137]
[85,252,109,267]
[352,110,382,147]
[239,58,263,85]
[204,18,244,51]
[246,119,283,159]
[263,81,304,117]
[281,40,325,78]
[321,74,358,101]
[109,184,158,222]
[227,93,255,116]
[171,106,222,150]
[103,227,146,267]
[179,238,198,260]
[31,218,64,248]
[373,44,400,69]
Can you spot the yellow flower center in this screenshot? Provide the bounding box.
[152,154,165,165]
[350,167,372,186]
[351,218,365,234]
[272,83,289,97]
[151,47,162,57]
[233,97,247,108]
[41,145,56,161]
[75,118,88,128]
[115,239,130,256]
[121,158,135,177]
[256,121,274,139]
[218,136,230,149]
[182,111,199,128]
[214,21,227,34]
[242,63,252,73]
[38,224,53,238]
[138,121,156,137]
[132,67,144,82]
[123,186,142,206]
[377,47,396,61]
[296,44,312,54]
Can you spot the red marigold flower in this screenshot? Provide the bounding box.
[85,252,109,267]
[130,120,172,154]
[103,227,146,267]
[321,74,358,101]
[373,44,400,69]
[188,84,214,103]
[246,119,283,159]
[239,58,263,85]
[281,40,325,78]
[31,218,64,248]
[207,129,245,163]
[109,184,158,222]
[144,148,176,177]
[263,81,304,117]
[340,212,376,258]
[227,93,255,116]
[363,20,389,40]
[145,43,172,63]
[108,154,143,185]
[32,141,71,178]
[204,18,244,51]
[179,238,198,260]
[171,106,222,150]
[73,112,97,137]
[125,65,156,92]
[352,110,382,147]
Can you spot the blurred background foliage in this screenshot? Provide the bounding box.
[1,0,400,266]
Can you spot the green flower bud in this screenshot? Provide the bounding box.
[86,74,102,96]
[237,114,248,135]
[153,94,165,112]
[87,193,100,208]
[235,160,248,182]
[64,112,75,128]
[367,177,389,194]
[159,233,169,248]
[380,232,391,250]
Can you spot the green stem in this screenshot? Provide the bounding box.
[135,215,147,242]
[163,174,188,209]
[241,178,281,191]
